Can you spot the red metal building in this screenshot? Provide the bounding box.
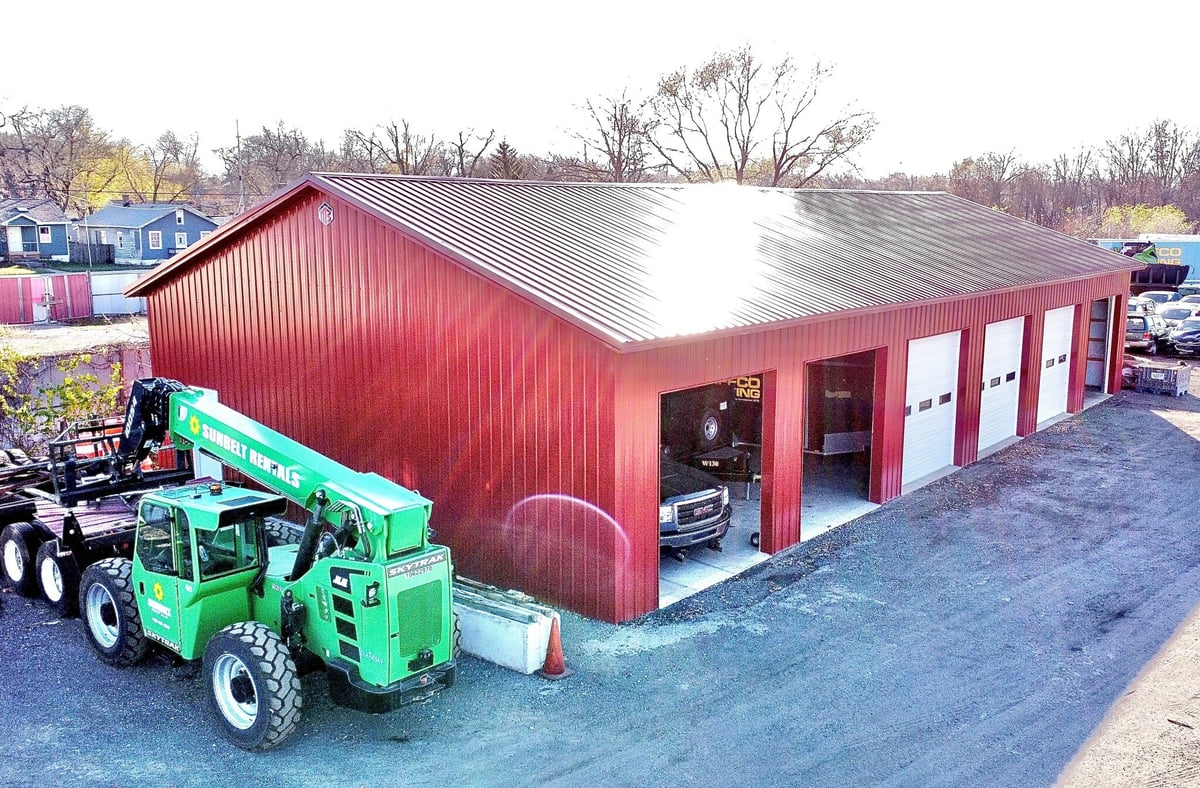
[128,176,1136,622]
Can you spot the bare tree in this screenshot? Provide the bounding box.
[947,151,1021,210]
[568,93,654,182]
[1101,127,1153,204]
[445,129,496,178]
[343,120,442,175]
[129,131,203,204]
[647,46,876,186]
[215,121,339,202]
[1145,119,1200,203]
[0,105,114,212]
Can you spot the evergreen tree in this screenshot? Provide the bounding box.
[490,140,525,180]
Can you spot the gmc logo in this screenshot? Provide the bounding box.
[695,504,716,516]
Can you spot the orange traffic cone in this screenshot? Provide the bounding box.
[538,615,573,680]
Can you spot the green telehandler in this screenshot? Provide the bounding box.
[41,378,455,750]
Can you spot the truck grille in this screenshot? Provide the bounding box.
[675,491,724,530]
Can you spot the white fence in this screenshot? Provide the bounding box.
[89,271,147,316]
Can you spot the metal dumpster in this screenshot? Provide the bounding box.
[1135,361,1191,396]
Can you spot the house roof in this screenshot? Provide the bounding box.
[0,197,69,226]
[128,174,1138,347]
[82,203,214,230]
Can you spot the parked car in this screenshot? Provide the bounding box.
[1157,303,1200,327]
[1128,296,1158,314]
[1140,290,1182,305]
[659,459,732,557]
[1126,313,1169,354]
[1179,294,1200,305]
[1167,317,1200,356]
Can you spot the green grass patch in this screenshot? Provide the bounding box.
[0,261,150,275]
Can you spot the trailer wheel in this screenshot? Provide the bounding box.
[78,558,150,666]
[1,521,39,596]
[203,621,302,751]
[699,407,728,449]
[36,540,80,617]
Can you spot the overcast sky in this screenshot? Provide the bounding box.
[5,1,1198,180]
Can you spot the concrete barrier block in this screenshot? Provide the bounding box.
[453,581,557,674]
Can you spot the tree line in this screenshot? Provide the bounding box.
[2,45,1196,241]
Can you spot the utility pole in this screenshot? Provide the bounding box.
[236,120,246,216]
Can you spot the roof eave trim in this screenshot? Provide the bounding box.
[616,268,1137,354]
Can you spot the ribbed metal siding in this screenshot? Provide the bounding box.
[143,184,1131,623]
[621,269,1129,597]
[147,191,622,620]
[316,175,1138,347]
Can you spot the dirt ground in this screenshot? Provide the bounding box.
[1059,604,1200,785]
[1057,355,1200,786]
[1,316,149,357]
[3,331,1200,785]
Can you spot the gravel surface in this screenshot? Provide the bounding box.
[3,382,1200,786]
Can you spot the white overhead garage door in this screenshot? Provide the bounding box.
[903,331,961,486]
[978,317,1024,453]
[1037,305,1075,424]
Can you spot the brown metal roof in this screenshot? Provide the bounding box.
[130,174,1137,347]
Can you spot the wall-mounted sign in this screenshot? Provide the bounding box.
[317,202,334,226]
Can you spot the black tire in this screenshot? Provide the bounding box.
[1146,342,1158,356]
[1,521,39,596]
[452,612,463,660]
[203,621,302,751]
[699,407,728,450]
[36,540,81,617]
[264,517,304,547]
[78,558,150,666]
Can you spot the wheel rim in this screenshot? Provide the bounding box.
[84,582,119,649]
[212,653,258,730]
[40,556,63,602]
[3,540,23,582]
[703,415,719,442]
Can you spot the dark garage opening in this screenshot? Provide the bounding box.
[803,351,880,539]
[658,374,769,606]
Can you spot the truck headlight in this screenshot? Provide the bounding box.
[659,504,674,524]
[721,487,730,507]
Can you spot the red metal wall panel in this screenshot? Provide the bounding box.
[146,191,623,620]
[141,184,1131,622]
[0,274,92,324]
[620,271,1131,612]
[52,273,93,321]
[0,277,33,324]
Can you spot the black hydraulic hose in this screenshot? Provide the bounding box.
[289,489,328,582]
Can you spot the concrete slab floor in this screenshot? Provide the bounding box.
[659,451,879,608]
[658,495,767,608]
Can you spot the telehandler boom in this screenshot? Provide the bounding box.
[6,378,456,750]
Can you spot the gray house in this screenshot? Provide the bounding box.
[0,198,71,263]
[78,202,218,263]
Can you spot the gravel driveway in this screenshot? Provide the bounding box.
[3,385,1200,787]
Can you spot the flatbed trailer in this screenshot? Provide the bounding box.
[1,488,141,615]
[2,378,457,750]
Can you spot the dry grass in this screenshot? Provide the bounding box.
[3,316,149,357]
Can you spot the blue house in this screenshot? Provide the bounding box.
[0,198,71,263]
[77,202,219,263]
